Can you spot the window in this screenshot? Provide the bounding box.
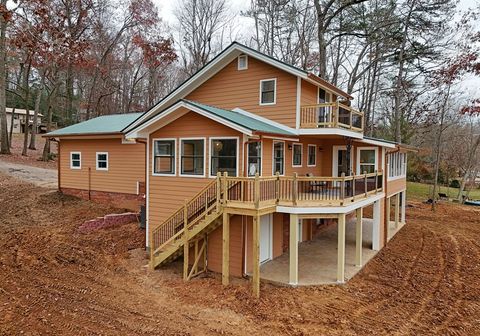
[70,152,81,169]
[247,141,261,176]
[292,143,302,167]
[210,138,237,176]
[307,145,316,167]
[153,139,176,175]
[260,79,276,105]
[388,152,407,179]
[180,139,205,176]
[358,148,377,174]
[273,141,284,175]
[96,152,108,171]
[318,88,330,103]
[238,55,248,70]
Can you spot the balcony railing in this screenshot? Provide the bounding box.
[220,171,383,209]
[300,102,364,132]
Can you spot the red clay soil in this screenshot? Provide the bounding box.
[0,134,57,169]
[1,172,480,335]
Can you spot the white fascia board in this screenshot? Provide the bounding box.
[126,101,252,138]
[276,193,385,215]
[232,107,297,135]
[297,128,364,139]
[360,138,396,148]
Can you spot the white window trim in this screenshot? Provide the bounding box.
[152,138,177,176]
[317,87,331,104]
[292,143,303,167]
[272,140,285,176]
[356,147,378,175]
[96,152,109,171]
[237,55,248,70]
[307,144,316,167]
[208,136,240,178]
[259,78,277,106]
[179,137,206,178]
[70,151,81,170]
[246,140,263,176]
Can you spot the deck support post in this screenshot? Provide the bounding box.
[395,193,400,229]
[337,213,346,283]
[401,191,406,224]
[222,212,230,286]
[386,196,391,239]
[252,214,260,298]
[372,200,381,251]
[355,207,363,267]
[289,214,299,286]
[183,200,189,281]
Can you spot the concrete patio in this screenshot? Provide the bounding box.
[259,217,382,286]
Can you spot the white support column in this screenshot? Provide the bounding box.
[395,193,400,229]
[355,208,363,267]
[372,200,381,251]
[401,191,406,224]
[289,214,299,285]
[337,213,346,283]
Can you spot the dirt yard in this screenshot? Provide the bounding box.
[1,173,480,335]
[0,134,57,169]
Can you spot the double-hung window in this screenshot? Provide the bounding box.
[180,139,205,176]
[292,143,302,167]
[307,145,316,167]
[96,152,108,171]
[153,139,176,175]
[210,138,237,176]
[273,141,284,175]
[358,148,377,174]
[247,141,261,176]
[260,79,276,105]
[70,152,81,169]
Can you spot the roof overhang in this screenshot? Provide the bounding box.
[358,137,396,148]
[125,100,254,139]
[43,133,124,140]
[297,128,364,139]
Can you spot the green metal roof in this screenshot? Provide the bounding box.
[46,113,144,136]
[183,100,296,137]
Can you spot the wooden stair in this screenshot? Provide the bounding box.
[150,179,223,270]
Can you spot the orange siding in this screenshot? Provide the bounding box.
[148,112,243,234]
[59,138,145,195]
[186,57,298,127]
[301,80,317,106]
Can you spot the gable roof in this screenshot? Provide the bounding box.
[127,99,297,139]
[123,41,353,134]
[45,113,143,137]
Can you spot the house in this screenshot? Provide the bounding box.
[45,113,146,211]
[6,107,43,134]
[47,42,412,297]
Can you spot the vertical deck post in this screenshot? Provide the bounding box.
[292,172,298,206]
[275,172,280,203]
[372,200,381,251]
[355,207,363,267]
[401,191,406,224]
[395,193,400,229]
[216,172,222,211]
[222,212,230,286]
[252,214,260,298]
[222,172,228,204]
[289,214,299,285]
[254,173,260,208]
[183,199,189,281]
[337,213,346,283]
[386,196,391,239]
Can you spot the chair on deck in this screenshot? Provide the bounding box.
[306,173,327,192]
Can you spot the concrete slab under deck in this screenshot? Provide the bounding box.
[259,218,381,286]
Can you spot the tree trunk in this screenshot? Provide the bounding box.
[21,60,32,156]
[29,78,43,150]
[0,0,9,154]
[8,106,15,148]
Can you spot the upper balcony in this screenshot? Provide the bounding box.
[300,102,364,133]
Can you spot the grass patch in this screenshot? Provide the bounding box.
[407,181,480,200]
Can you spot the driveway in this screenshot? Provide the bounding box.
[0,159,57,189]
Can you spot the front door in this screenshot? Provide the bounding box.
[260,214,272,263]
[334,148,352,177]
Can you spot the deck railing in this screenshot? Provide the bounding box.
[300,102,364,132]
[222,171,383,208]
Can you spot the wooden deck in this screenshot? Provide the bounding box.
[300,102,364,132]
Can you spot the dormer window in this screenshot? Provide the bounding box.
[237,55,248,70]
[259,78,276,105]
